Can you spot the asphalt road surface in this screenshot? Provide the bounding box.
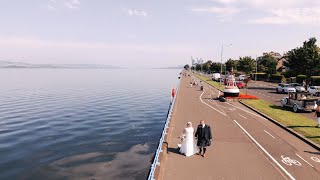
[159,73,320,180]
[201,73,319,121]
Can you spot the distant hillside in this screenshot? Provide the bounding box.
[0,61,120,69]
[153,65,183,69]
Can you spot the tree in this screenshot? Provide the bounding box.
[202,61,211,72]
[285,37,320,77]
[184,64,190,70]
[210,62,222,73]
[195,64,201,71]
[258,55,277,75]
[225,58,238,72]
[238,56,255,74]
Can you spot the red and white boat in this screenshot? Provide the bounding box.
[223,74,240,97]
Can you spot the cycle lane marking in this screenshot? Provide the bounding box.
[238,114,247,119]
[281,155,301,166]
[311,157,320,163]
[295,154,314,168]
[234,120,295,180]
[264,130,276,139]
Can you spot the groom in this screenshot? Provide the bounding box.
[195,120,212,157]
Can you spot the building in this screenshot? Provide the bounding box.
[276,57,289,72]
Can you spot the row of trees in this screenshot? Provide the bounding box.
[186,37,320,80]
[189,56,258,75]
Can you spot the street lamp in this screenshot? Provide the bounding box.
[255,55,258,81]
[220,44,232,84]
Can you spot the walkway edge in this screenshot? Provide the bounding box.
[239,101,320,151]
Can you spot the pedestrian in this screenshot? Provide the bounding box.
[195,120,212,157]
[190,81,193,88]
[171,88,175,104]
[315,105,320,128]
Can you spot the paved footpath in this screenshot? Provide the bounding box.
[158,73,320,180]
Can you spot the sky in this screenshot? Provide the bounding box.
[0,0,320,67]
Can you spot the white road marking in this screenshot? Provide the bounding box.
[281,156,301,166]
[311,157,320,163]
[238,114,247,119]
[296,154,313,167]
[225,102,265,119]
[264,130,276,139]
[200,91,227,116]
[233,120,295,180]
[219,105,229,109]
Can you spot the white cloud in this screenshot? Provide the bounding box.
[249,8,320,24]
[47,0,81,11]
[47,4,56,11]
[192,7,242,22]
[198,0,320,24]
[64,0,81,9]
[127,9,148,17]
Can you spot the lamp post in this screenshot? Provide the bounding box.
[220,44,232,84]
[255,55,258,81]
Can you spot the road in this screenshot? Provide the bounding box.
[201,73,319,121]
[159,73,320,180]
[244,80,319,121]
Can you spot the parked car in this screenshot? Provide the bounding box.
[289,83,306,92]
[276,83,296,93]
[307,86,320,96]
[212,73,221,81]
[239,75,246,81]
[280,92,318,112]
[235,81,245,89]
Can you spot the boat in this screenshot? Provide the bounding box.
[223,74,240,97]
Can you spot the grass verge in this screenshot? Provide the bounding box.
[243,99,320,145]
[194,72,320,145]
[193,73,225,90]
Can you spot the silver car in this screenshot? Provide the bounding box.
[276,83,296,93]
[289,83,306,92]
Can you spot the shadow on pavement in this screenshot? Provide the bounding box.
[248,87,275,90]
[287,125,317,128]
[306,136,320,138]
[167,147,183,156]
[304,151,320,155]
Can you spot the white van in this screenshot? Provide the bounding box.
[212,73,221,81]
[239,75,246,81]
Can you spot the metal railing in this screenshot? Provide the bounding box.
[148,78,180,180]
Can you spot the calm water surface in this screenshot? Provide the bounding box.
[0,69,180,180]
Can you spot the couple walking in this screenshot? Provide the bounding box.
[179,120,212,157]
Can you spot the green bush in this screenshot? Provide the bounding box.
[311,76,320,85]
[281,71,296,78]
[270,74,285,82]
[296,75,307,84]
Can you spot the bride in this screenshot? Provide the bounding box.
[179,122,199,157]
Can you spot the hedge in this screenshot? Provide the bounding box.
[270,74,286,83]
[296,75,307,84]
[311,76,320,85]
[250,73,267,80]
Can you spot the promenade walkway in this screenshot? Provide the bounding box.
[156,73,320,180]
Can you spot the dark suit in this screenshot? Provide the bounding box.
[195,124,212,147]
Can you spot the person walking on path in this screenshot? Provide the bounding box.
[315,105,320,128]
[179,122,199,157]
[190,81,193,88]
[195,120,212,157]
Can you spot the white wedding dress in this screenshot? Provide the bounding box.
[179,127,199,157]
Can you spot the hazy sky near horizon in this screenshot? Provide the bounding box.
[1,0,320,67]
